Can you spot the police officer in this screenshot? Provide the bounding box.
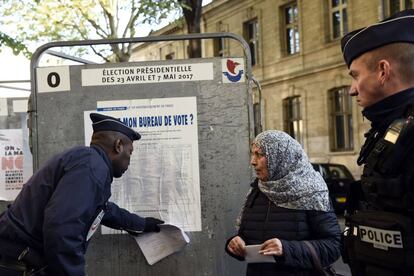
[0,113,164,276]
[341,9,414,276]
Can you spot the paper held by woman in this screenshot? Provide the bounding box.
[245,245,276,263]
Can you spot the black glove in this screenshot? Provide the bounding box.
[144,217,164,232]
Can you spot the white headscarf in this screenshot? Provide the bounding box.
[252,130,330,212]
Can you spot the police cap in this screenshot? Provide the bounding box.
[90,113,141,141]
[341,9,414,67]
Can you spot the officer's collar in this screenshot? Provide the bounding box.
[362,87,414,132]
[91,144,114,179]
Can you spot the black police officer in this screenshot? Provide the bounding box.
[0,113,164,276]
[341,9,414,276]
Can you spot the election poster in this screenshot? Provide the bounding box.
[84,97,201,232]
[0,128,33,201]
[81,63,213,86]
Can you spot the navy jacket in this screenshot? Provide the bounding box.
[226,180,341,276]
[0,145,145,276]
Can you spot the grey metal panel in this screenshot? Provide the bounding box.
[34,57,250,275]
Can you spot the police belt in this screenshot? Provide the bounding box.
[0,237,46,270]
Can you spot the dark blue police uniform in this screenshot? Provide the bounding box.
[0,113,160,276]
[341,9,414,276]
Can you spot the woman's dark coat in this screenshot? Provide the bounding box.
[226,180,341,276]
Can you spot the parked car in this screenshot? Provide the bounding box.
[311,163,355,214]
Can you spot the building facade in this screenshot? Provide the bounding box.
[130,0,413,178]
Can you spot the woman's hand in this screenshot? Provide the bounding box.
[259,238,283,256]
[227,236,246,257]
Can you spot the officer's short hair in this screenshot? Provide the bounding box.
[90,130,130,149]
[363,43,414,83]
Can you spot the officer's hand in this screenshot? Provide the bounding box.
[144,217,164,232]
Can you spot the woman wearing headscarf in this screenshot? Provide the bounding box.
[226,130,341,276]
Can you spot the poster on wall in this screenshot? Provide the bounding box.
[84,96,201,232]
[0,128,33,201]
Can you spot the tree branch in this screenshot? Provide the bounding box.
[89,45,110,62]
[98,0,117,38]
[74,4,109,38]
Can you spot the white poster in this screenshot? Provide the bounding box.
[82,63,213,86]
[84,97,201,232]
[0,128,33,200]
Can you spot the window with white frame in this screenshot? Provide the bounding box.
[283,96,303,143]
[243,18,259,66]
[329,0,348,40]
[329,87,353,151]
[282,2,300,55]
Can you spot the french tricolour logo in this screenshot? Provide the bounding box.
[222,58,245,83]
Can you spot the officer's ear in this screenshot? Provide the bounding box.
[114,138,124,154]
[377,59,391,85]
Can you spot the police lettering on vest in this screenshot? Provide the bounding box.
[359,225,403,250]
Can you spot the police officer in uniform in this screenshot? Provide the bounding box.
[341,9,414,276]
[0,113,164,276]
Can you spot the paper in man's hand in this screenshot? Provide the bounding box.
[134,224,190,265]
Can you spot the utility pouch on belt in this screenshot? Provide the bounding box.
[343,211,414,272]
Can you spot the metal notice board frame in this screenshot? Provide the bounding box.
[29,33,257,276]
